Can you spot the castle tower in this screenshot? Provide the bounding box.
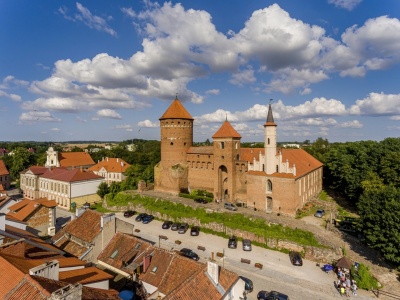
[212,119,242,202]
[155,97,193,194]
[264,103,277,174]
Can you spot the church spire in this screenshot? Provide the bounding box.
[264,100,277,127]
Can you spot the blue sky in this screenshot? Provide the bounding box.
[1,0,400,143]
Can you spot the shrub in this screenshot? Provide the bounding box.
[352,264,380,290]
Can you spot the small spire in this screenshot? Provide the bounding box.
[267,99,275,123]
[175,93,178,100]
[226,113,228,121]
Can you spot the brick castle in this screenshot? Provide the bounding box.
[154,98,323,216]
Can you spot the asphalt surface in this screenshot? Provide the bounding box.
[116,212,375,300]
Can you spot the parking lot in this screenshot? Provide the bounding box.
[116,212,375,300]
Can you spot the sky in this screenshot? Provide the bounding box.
[1,0,400,143]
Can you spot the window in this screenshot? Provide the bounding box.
[135,243,141,250]
[268,138,270,145]
[276,165,279,172]
[267,180,272,191]
[221,142,224,149]
[151,266,158,273]
[110,250,118,258]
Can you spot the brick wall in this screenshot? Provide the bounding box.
[26,206,50,228]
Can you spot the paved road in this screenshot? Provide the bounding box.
[116,212,375,300]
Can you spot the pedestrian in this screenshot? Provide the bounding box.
[352,283,358,296]
[346,286,351,297]
[340,286,345,297]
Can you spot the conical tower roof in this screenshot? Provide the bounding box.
[212,120,242,139]
[264,103,277,127]
[159,98,193,120]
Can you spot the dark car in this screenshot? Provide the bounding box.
[162,221,173,229]
[142,215,154,224]
[242,239,252,251]
[257,290,289,300]
[240,276,253,293]
[289,251,303,266]
[179,248,199,261]
[190,226,200,236]
[135,213,148,222]
[314,209,325,218]
[228,236,238,249]
[123,210,135,218]
[194,198,208,204]
[178,223,189,234]
[171,222,181,231]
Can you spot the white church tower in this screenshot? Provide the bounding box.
[45,147,60,168]
[264,103,277,174]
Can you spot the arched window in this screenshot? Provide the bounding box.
[268,138,270,145]
[267,180,272,192]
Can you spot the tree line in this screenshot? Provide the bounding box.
[306,137,400,269]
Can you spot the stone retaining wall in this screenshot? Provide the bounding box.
[104,199,342,263]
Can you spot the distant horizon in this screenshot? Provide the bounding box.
[2,1,400,142]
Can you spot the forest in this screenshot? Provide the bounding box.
[1,137,399,269]
[306,137,400,269]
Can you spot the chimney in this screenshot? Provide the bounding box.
[50,283,82,300]
[207,260,219,284]
[117,158,119,162]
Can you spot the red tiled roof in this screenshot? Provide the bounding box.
[58,152,95,168]
[19,166,48,175]
[0,160,9,175]
[0,255,25,298]
[0,253,50,273]
[164,265,239,300]
[156,253,204,295]
[4,274,49,300]
[5,225,63,255]
[7,198,56,222]
[212,121,242,139]
[240,148,264,162]
[240,148,322,178]
[159,98,194,120]
[52,236,88,258]
[88,157,131,173]
[40,167,103,183]
[139,248,174,288]
[59,266,113,284]
[97,232,154,274]
[52,210,102,243]
[187,146,213,155]
[281,148,323,178]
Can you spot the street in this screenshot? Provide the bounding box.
[115,212,375,300]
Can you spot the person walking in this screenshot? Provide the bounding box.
[352,282,358,296]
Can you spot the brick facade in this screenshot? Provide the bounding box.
[155,99,323,216]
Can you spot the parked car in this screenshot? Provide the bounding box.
[179,248,199,261]
[190,226,200,236]
[171,222,181,231]
[142,215,154,224]
[224,202,238,211]
[135,213,148,222]
[289,251,303,266]
[123,210,135,218]
[228,236,238,249]
[242,239,252,251]
[257,290,289,300]
[194,198,208,204]
[162,221,173,229]
[178,223,189,234]
[314,209,325,218]
[240,276,253,293]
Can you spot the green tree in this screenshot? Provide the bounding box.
[9,147,35,180]
[357,184,400,267]
[97,182,110,199]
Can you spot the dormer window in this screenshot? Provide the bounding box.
[151,266,158,273]
[135,243,141,250]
